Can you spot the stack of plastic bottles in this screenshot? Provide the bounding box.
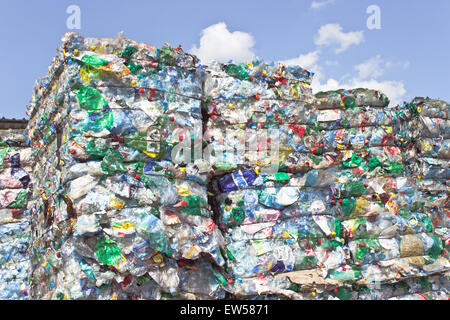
[349,98,450,301]
[20,32,449,300]
[205,79,449,299]
[282,94,449,300]
[203,60,315,174]
[415,99,449,253]
[410,98,449,196]
[384,98,450,300]
[25,32,226,300]
[203,62,344,298]
[0,127,32,299]
[290,92,448,300]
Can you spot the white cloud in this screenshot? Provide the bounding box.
[311,0,336,10]
[355,55,410,80]
[355,55,385,79]
[190,22,256,63]
[314,24,364,53]
[279,50,320,70]
[325,60,339,66]
[386,60,410,69]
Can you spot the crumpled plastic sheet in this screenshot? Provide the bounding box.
[21,32,449,300]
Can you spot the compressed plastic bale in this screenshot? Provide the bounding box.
[410,99,450,140]
[0,260,30,300]
[0,238,29,264]
[59,89,204,165]
[0,168,30,190]
[406,99,449,167]
[204,60,314,101]
[32,235,225,300]
[25,32,227,300]
[353,255,450,287]
[313,89,390,110]
[203,65,432,298]
[67,175,99,200]
[60,33,203,97]
[331,273,450,300]
[416,138,449,159]
[0,126,31,300]
[206,98,395,127]
[409,98,449,119]
[0,147,32,171]
[209,168,355,297]
[212,169,337,227]
[204,96,402,175]
[204,127,401,175]
[341,213,436,240]
[348,231,447,267]
[416,158,449,181]
[203,58,314,179]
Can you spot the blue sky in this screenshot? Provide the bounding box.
[1,0,449,119]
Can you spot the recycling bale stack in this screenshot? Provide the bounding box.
[203,62,358,299]
[289,94,449,300]
[410,98,449,201]
[205,77,449,299]
[413,99,449,259]
[297,92,448,300]
[0,120,32,299]
[25,32,226,300]
[347,98,450,301]
[391,98,450,300]
[21,31,449,300]
[203,60,315,174]
[282,89,411,299]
